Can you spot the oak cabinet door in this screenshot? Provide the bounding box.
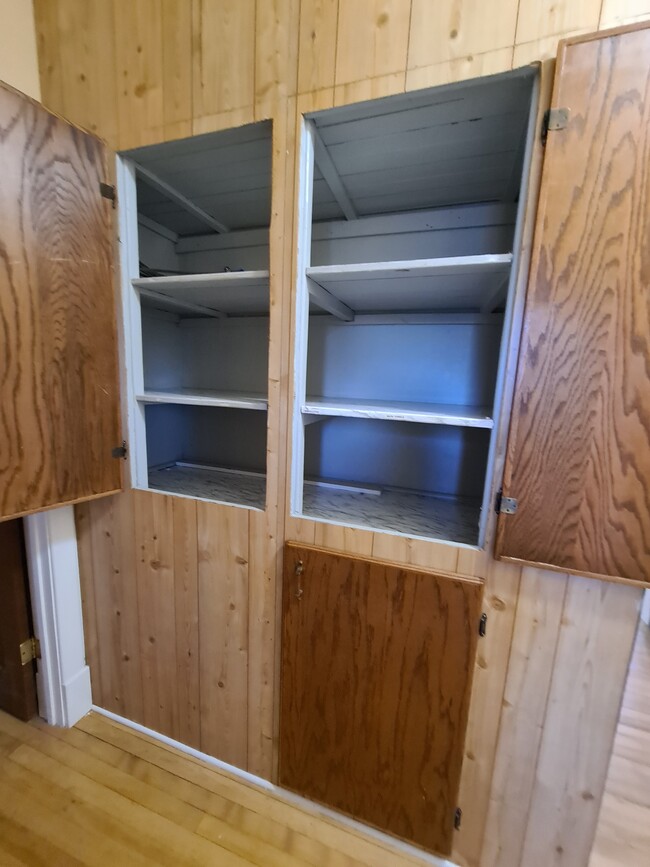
[0,81,122,520]
[279,542,483,855]
[496,24,650,584]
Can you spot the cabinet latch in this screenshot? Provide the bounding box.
[454,807,462,831]
[542,107,569,144]
[99,182,116,207]
[479,612,488,638]
[112,441,127,460]
[495,489,518,515]
[19,636,41,666]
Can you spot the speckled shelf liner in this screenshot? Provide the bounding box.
[302,485,480,545]
[149,464,266,509]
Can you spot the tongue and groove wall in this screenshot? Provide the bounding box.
[32,3,650,866]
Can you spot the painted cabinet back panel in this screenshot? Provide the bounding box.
[0,81,121,519]
[497,24,650,584]
[279,542,483,855]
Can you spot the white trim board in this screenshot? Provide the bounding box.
[303,397,494,428]
[24,506,92,727]
[91,706,456,867]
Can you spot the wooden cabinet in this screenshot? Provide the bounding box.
[279,542,484,855]
[496,25,650,584]
[0,81,122,520]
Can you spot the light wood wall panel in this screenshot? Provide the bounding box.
[297,0,338,95]
[34,4,650,866]
[192,0,256,119]
[407,0,518,70]
[516,0,602,45]
[335,0,410,85]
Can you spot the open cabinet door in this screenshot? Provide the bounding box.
[495,24,650,584]
[0,81,122,520]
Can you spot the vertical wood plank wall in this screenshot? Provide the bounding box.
[34,3,650,866]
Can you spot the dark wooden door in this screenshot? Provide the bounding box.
[0,80,122,521]
[279,543,484,855]
[496,24,650,584]
[0,520,38,721]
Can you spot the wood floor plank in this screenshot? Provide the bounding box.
[75,712,438,867]
[37,720,365,867]
[0,761,155,866]
[590,622,650,866]
[15,716,328,867]
[7,743,253,867]
[0,811,85,867]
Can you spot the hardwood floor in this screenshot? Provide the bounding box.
[0,709,448,867]
[590,620,650,867]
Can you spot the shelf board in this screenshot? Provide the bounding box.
[134,270,270,316]
[301,484,480,546]
[307,254,512,315]
[149,462,265,510]
[303,397,493,428]
[137,388,267,410]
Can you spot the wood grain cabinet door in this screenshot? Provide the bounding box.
[496,24,650,584]
[0,81,122,520]
[279,542,484,855]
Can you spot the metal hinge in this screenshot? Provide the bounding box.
[99,182,116,207]
[479,612,488,638]
[19,636,41,666]
[495,489,518,515]
[112,441,127,460]
[541,107,570,144]
[454,807,462,831]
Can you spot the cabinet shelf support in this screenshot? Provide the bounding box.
[307,276,354,321]
[309,120,358,222]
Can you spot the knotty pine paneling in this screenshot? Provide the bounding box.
[34,4,650,866]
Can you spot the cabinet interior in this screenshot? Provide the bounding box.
[118,120,272,510]
[292,69,538,546]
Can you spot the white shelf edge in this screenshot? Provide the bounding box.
[133,269,270,289]
[137,389,268,411]
[306,253,513,280]
[302,397,494,428]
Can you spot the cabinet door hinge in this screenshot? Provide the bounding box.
[19,636,41,666]
[454,807,462,831]
[495,489,518,515]
[99,182,116,207]
[479,612,488,638]
[112,441,127,460]
[541,107,570,144]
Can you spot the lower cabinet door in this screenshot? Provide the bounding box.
[279,542,484,856]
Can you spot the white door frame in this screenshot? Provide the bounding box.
[24,505,91,726]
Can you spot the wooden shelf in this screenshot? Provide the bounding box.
[137,388,267,410]
[302,484,480,545]
[303,397,493,427]
[149,462,265,509]
[134,270,270,317]
[307,254,512,315]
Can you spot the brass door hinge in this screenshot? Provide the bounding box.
[19,636,41,666]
